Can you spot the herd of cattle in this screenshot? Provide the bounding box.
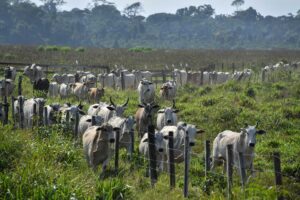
[2,61,294,177]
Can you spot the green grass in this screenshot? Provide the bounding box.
[0,71,300,199]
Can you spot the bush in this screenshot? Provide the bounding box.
[45,45,59,51]
[75,47,85,52]
[59,46,71,52]
[128,47,153,52]
[37,45,45,51]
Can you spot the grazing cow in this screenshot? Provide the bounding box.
[211,123,266,176]
[4,66,16,80]
[108,116,135,155]
[133,70,153,86]
[48,82,60,97]
[87,88,105,103]
[135,102,160,138]
[13,95,26,121]
[59,103,86,130]
[23,98,46,128]
[33,78,50,94]
[71,83,89,100]
[80,73,97,87]
[159,81,176,101]
[82,124,117,174]
[78,115,104,137]
[0,79,15,97]
[52,73,64,84]
[59,83,72,99]
[202,71,210,85]
[61,74,76,84]
[161,123,204,163]
[139,130,166,172]
[44,103,61,125]
[137,79,155,104]
[97,97,129,122]
[23,64,44,83]
[156,100,179,130]
[173,69,187,87]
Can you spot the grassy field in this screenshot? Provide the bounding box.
[1,45,300,71]
[0,63,300,199]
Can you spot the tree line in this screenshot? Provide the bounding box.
[1,0,300,49]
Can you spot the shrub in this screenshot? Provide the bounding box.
[37,45,45,51]
[75,47,85,52]
[128,47,153,52]
[59,46,71,52]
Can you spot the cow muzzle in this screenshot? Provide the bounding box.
[189,142,195,147]
[158,148,163,153]
[249,143,255,147]
[109,138,115,143]
[167,119,172,124]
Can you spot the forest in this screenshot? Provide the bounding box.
[1,0,300,49]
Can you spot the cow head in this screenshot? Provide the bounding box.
[138,102,160,119]
[93,124,117,152]
[109,97,129,116]
[241,122,266,148]
[157,100,179,125]
[121,116,135,134]
[142,131,165,153]
[86,115,104,125]
[177,123,204,147]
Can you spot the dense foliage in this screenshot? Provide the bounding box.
[1,0,300,49]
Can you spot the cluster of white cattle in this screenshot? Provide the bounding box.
[262,61,300,81]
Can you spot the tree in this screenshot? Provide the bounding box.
[231,0,245,11]
[123,2,142,18]
[40,0,65,13]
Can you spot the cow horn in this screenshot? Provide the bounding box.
[172,99,176,109]
[122,97,129,107]
[110,97,116,107]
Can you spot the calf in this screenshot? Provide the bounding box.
[78,115,104,137]
[211,123,266,176]
[156,100,179,130]
[135,102,159,138]
[82,124,117,175]
[87,88,105,103]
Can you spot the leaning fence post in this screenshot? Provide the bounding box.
[38,101,44,127]
[44,106,48,126]
[273,152,283,200]
[18,96,24,129]
[205,140,211,177]
[11,96,15,128]
[183,130,190,198]
[238,152,246,188]
[168,131,176,189]
[130,128,134,160]
[18,76,22,96]
[115,128,120,173]
[226,144,233,200]
[148,124,157,186]
[3,96,9,125]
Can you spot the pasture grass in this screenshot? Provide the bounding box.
[0,71,300,199]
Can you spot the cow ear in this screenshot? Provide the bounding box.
[197,129,205,134]
[86,119,92,122]
[157,109,164,113]
[173,109,179,113]
[257,130,266,135]
[138,104,144,108]
[152,105,160,109]
[107,106,115,111]
[79,110,85,115]
[92,105,99,109]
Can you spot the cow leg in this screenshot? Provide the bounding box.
[99,159,109,179]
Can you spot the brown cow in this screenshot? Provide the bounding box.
[87,87,105,103]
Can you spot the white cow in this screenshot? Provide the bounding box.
[4,66,17,80]
[78,115,104,137]
[96,97,129,122]
[137,79,155,104]
[43,103,61,125]
[108,116,135,154]
[139,130,166,172]
[23,98,46,128]
[59,83,72,99]
[211,123,266,176]
[159,81,176,101]
[156,101,179,130]
[97,73,117,88]
[59,103,86,131]
[0,79,15,97]
[52,73,64,84]
[23,64,44,83]
[82,124,117,173]
[48,82,60,97]
[116,73,136,90]
[173,69,187,87]
[71,83,89,100]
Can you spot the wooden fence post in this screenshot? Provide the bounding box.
[222,63,224,71]
[148,124,157,186]
[168,131,176,189]
[226,144,233,200]
[162,70,166,83]
[262,69,266,82]
[38,101,44,127]
[44,106,48,126]
[32,103,37,129]
[18,96,24,129]
[121,72,125,90]
[65,110,70,130]
[232,63,235,73]
[238,152,246,188]
[273,152,283,200]
[91,115,96,126]
[74,111,79,139]
[200,71,204,86]
[115,128,120,173]
[3,96,9,125]
[205,140,211,177]
[0,103,2,124]
[11,96,15,128]
[183,130,190,198]
[130,128,134,160]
